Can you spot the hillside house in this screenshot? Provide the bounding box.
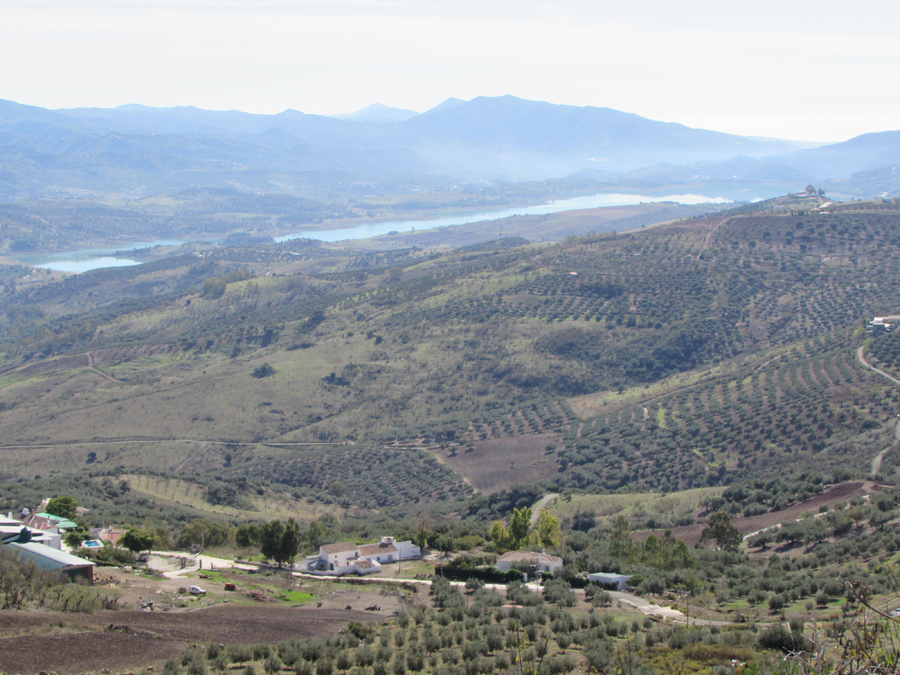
[495,550,563,577]
[867,316,900,333]
[91,527,126,545]
[21,512,78,532]
[299,536,421,576]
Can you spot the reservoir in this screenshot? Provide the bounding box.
[28,192,729,272]
[274,192,728,243]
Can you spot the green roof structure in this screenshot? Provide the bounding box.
[34,513,78,529]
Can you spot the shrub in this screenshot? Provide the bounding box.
[252,363,276,378]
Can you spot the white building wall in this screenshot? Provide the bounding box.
[588,573,630,590]
[540,560,563,574]
[395,541,420,560]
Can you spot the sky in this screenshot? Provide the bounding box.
[2,0,898,142]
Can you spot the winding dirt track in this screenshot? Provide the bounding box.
[856,345,900,475]
[86,350,124,383]
[530,493,559,526]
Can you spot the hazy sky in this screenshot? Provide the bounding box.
[2,0,898,142]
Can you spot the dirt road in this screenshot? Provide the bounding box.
[531,493,559,526]
[610,591,685,620]
[855,345,900,474]
[701,216,732,251]
[856,345,900,386]
[872,420,899,476]
[86,350,123,383]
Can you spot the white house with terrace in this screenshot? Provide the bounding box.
[298,537,420,576]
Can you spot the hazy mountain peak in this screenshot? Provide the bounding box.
[332,103,419,123]
[113,103,163,112]
[422,97,467,115]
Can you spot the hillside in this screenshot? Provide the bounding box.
[1,199,900,512]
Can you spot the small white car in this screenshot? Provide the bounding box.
[188,585,207,595]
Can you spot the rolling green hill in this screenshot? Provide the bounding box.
[2,199,900,513]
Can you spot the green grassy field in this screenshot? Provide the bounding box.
[547,487,723,522]
[120,474,346,522]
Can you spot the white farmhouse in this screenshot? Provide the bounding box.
[495,550,563,576]
[299,537,421,576]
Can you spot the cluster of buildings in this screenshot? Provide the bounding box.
[494,550,630,589]
[299,539,629,587]
[2,502,630,591]
[1,511,96,584]
[299,536,421,575]
[867,316,900,333]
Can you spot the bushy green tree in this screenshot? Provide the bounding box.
[45,495,77,520]
[536,511,563,548]
[259,518,302,567]
[202,277,226,299]
[607,516,633,559]
[306,520,331,549]
[120,528,156,554]
[699,511,742,551]
[176,519,232,549]
[508,507,532,548]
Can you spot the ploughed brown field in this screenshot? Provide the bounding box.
[0,604,381,674]
[634,481,885,547]
[441,433,559,494]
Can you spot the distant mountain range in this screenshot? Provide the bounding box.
[331,103,420,123]
[0,96,897,201]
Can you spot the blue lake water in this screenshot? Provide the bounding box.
[274,192,729,243]
[25,239,190,273]
[27,193,729,272]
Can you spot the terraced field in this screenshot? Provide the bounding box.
[3,204,900,506]
[547,333,898,492]
[233,446,474,509]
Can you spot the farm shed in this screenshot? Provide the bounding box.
[6,541,96,584]
[588,572,631,590]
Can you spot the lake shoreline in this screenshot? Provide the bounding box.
[18,191,733,272]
